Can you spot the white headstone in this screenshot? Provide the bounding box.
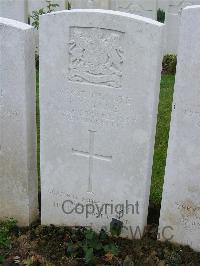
[157,0,169,12]
[164,0,200,54]
[159,6,200,251]
[40,9,164,238]
[0,0,28,23]
[70,0,110,9]
[110,0,157,19]
[0,18,38,226]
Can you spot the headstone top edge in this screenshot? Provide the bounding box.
[183,4,200,12]
[40,9,164,27]
[0,17,33,30]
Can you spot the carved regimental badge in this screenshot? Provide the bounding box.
[68,27,124,88]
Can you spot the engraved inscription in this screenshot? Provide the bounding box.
[63,88,135,128]
[72,130,112,193]
[68,27,124,88]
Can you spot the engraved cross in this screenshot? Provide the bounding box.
[72,130,112,193]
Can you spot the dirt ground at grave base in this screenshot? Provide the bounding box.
[1,205,200,266]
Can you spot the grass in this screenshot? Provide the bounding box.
[0,219,16,263]
[150,74,175,205]
[0,219,16,247]
[36,69,40,179]
[35,73,175,206]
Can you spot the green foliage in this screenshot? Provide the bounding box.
[66,228,119,265]
[0,255,5,264]
[157,8,165,23]
[30,0,59,29]
[30,8,45,30]
[36,69,40,180]
[166,251,182,266]
[45,0,59,12]
[67,1,71,10]
[103,243,118,255]
[162,55,177,75]
[150,75,175,204]
[0,219,16,248]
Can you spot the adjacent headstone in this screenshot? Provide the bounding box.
[0,18,38,226]
[28,0,67,52]
[0,0,28,23]
[28,0,67,16]
[40,9,164,237]
[70,0,110,9]
[157,0,169,12]
[159,6,200,251]
[164,0,200,54]
[110,0,157,19]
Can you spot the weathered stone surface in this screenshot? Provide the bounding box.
[0,0,28,23]
[0,18,38,226]
[157,0,169,12]
[40,10,164,237]
[159,6,200,251]
[70,0,110,9]
[164,0,200,54]
[110,0,157,19]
